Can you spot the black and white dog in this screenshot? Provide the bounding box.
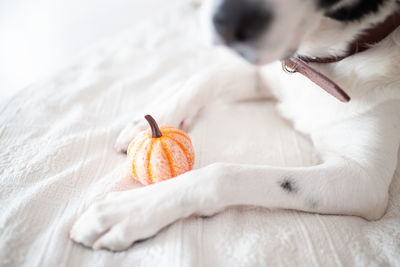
[71,0,400,251]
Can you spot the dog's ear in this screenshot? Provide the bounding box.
[322,0,387,21]
[317,0,341,9]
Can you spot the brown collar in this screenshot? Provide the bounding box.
[282,8,400,103]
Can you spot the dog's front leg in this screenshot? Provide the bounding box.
[115,64,269,152]
[70,152,392,251]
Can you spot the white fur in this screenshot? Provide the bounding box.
[70,0,400,251]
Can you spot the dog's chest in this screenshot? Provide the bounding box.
[259,59,399,135]
[260,62,346,133]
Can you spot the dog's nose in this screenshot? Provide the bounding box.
[212,0,273,44]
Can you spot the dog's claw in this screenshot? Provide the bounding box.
[114,120,147,153]
[114,143,128,154]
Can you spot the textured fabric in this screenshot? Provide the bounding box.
[1,2,399,267]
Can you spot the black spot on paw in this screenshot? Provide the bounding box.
[279,177,298,193]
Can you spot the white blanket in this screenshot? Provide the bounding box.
[1,2,399,266]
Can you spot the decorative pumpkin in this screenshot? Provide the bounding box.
[127,115,195,185]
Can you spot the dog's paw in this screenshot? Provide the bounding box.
[69,184,184,251]
[114,121,147,153]
[69,165,224,251]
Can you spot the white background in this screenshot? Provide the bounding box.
[0,0,173,101]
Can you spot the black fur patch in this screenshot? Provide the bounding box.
[325,0,386,21]
[279,177,298,193]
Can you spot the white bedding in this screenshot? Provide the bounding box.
[1,2,399,266]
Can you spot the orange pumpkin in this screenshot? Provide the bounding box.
[127,115,195,185]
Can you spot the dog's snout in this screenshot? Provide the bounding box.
[212,0,273,44]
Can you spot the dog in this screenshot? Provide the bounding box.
[70,0,400,251]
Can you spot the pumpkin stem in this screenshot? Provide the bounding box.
[145,115,163,138]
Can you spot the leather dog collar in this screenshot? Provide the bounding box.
[282,8,400,103]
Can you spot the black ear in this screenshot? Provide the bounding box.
[318,0,341,9]
[324,0,386,22]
